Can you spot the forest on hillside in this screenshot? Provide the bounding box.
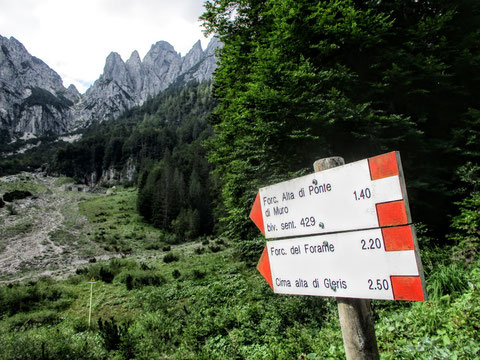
[51,81,218,239]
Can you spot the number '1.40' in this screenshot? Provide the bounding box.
[353,188,371,201]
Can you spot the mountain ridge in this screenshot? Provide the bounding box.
[0,35,221,141]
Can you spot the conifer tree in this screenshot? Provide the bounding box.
[202,0,480,242]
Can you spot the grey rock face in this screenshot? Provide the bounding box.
[0,35,76,138]
[0,35,222,138]
[74,37,221,128]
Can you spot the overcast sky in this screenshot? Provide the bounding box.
[0,0,211,93]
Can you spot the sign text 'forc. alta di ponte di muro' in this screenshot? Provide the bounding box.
[250,152,426,302]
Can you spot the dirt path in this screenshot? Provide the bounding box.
[0,173,109,282]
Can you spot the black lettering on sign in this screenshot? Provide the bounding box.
[267,223,277,232]
[270,247,287,256]
[263,196,278,205]
[304,241,334,254]
[324,278,348,290]
[361,238,382,250]
[282,192,295,201]
[300,216,316,227]
[368,279,390,291]
[276,278,291,287]
[290,245,301,255]
[273,206,289,215]
[308,183,332,196]
[281,221,295,230]
[353,188,371,201]
[295,278,308,288]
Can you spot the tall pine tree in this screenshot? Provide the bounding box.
[202,0,480,244]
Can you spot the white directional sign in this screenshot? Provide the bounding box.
[252,152,427,301]
[257,225,425,301]
[250,152,410,239]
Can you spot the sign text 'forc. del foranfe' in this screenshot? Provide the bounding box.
[250,152,426,302]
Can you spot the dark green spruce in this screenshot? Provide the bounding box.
[201,0,480,251]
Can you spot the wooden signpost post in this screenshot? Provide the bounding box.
[250,152,426,359]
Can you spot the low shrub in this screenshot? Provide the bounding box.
[145,242,160,250]
[6,204,17,215]
[195,247,205,255]
[172,269,181,279]
[119,271,166,290]
[7,310,60,330]
[99,266,115,283]
[209,245,221,253]
[0,279,71,316]
[427,263,470,300]
[3,190,32,202]
[163,252,179,263]
[98,317,130,351]
[192,270,206,280]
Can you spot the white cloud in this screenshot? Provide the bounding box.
[0,0,210,93]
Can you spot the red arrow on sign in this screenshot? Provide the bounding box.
[256,246,272,289]
[249,193,264,235]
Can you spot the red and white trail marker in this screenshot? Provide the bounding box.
[256,225,425,301]
[250,151,410,239]
[251,152,426,302]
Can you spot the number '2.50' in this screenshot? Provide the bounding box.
[368,279,390,291]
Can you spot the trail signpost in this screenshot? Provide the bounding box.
[250,151,412,239]
[250,152,426,359]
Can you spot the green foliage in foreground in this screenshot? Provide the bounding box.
[0,229,479,359]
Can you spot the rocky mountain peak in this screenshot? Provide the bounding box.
[181,40,204,73]
[127,50,141,65]
[0,35,221,140]
[205,36,222,56]
[0,35,75,138]
[126,50,143,92]
[103,52,128,83]
[143,41,179,67]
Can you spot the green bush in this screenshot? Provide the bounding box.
[6,310,60,330]
[3,190,32,202]
[99,266,115,283]
[6,204,17,215]
[208,245,221,253]
[172,269,181,279]
[118,271,166,290]
[98,317,133,356]
[194,247,205,255]
[192,270,206,280]
[163,252,179,263]
[427,263,470,300]
[0,278,71,316]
